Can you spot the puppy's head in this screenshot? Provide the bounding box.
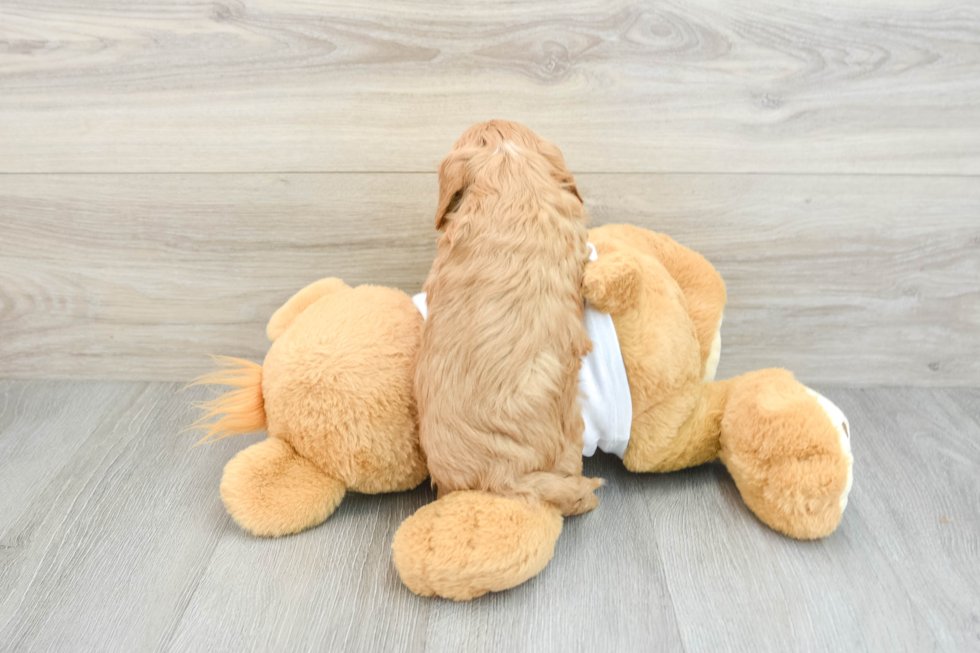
[434,121,583,230]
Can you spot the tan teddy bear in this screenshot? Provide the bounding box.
[583,224,852,537]
[193,225,852,600]
[192,279,427,536]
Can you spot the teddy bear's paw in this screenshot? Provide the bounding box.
[220,437,346,537]
[703,314,723,383]
[804,387,853,513]
[391,491,563,601]
[582,251,642,315]
[720,370,854,540]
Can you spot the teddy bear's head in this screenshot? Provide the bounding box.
[262,285,428,493]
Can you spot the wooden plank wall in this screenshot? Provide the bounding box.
[1,0,978,383]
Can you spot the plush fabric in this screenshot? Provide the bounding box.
[586,225,853,539]
[193,280,428,537]
[721,370,852,539]
[392,490,563,601]
[221,437,346,537]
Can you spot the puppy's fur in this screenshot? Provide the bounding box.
[415,121,601,516]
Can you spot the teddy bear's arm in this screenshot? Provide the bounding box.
[582,250,643,315]
[266,277,350,341]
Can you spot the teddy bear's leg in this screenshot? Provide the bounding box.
[588,225,726,379]
[266,278,350,341]
[623,380,732,473]
[719,369,853,539]
[702,317,723,382]
[220,437,346,537]
[640,233,726,380]
[392,491,564,600]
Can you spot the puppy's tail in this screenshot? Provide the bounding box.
[187,356,266,444]
[520,472,604,517]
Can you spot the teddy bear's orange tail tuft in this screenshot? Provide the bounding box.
[188,356,266,444]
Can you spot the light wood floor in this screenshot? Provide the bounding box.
[0,381,977,652]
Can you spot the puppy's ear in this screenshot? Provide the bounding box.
[536,139,583,204]
[563,179,583,204]
[434,154,465,230]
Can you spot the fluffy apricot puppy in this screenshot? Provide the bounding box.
[583,224,853,540]
[394,121,601,600]
[191,279,428,537]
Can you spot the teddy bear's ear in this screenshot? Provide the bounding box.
[434,153,466,231]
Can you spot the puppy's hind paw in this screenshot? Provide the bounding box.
[567,476,603,516]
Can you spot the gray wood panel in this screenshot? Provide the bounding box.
[827,387,980,652]
[644,384,979,652]
[2,382,979,651]
[0,0,977,174]
[590,175,980,387]
[0,380,144,534]
[168,456,687,652]
[0,382,259,652]
[945,388,980,425]
[1,173,977,385]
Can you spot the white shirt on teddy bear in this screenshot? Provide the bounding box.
[411,243,633,459]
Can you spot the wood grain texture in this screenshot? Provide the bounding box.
[1,173,977,384]
[169,460,686,652]
[0,380,143,534]
[945,387,980,425]
[647,384,980,651]
[0,0,978,174]
[2,382,978,651]
[0,382,256,652]
[826,387,980,652]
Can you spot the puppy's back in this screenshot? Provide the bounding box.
[416,122,600,515]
